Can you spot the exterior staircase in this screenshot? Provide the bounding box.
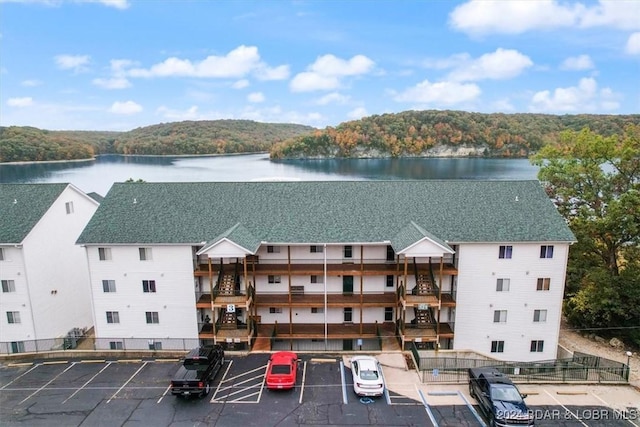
[218,274,236,296]
[414,307,434,328]
[415,274,434,295]
[220,310,237,330]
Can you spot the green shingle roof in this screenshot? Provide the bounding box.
[201,222,262,254]
[391,221,453,253]
[0,183,68,244]
[76,181,575,245]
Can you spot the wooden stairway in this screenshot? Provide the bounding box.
[218,274,236,296]
[415,274,434,295]
[220,310,237,330]
[414,308,434,328]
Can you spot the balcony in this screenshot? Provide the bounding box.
[254,291,396,307]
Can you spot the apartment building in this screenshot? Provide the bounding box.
[77,180,574,361]
[0,183,100,353]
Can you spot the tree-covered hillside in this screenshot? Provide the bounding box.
[0,120,315,163]
[270,110,640,159]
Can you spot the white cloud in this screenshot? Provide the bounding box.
[156,105,201,121]
[2,0,130,8]
[254,64,290,81]
[290,54,375,92]
[93,77,131,89]
[450,0,640,36]
[54,54,90,72]
[127,45,283,80]
[529,77,619,112]
[232,79,250,89]
[247,92,265,103]
[21,79,42,87]
[626,32,640,55]
[347,107,368,120]
[447,48,533,81]
[394,80,481,105]
[491,98,516,111]
[109,100,142,114]
[290,72,340,92]
[560,54,594,70]
[7,97,34,107]
[315,92,350,105]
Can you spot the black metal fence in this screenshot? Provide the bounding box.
[413,344,629,384]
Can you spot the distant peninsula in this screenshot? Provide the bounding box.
[2,111,639,163]
[270,110,640,159]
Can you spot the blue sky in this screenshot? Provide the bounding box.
[1,0,639,131]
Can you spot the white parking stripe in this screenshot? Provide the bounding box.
[63,361,112,404]
[544,389,590,427]
[417,388,439,427]
[339,360,348,404]
[299,361,307,404]
[0,364,39,390]
[591,392,640,427]
[157,384,172,404]
[221,364,265,382]
[256,364,267,403]
[379,364,391,405]
[107,362,147,403]
[19,362,77,404]
[211,360,234,403]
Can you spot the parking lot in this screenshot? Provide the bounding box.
[1,353,639,426]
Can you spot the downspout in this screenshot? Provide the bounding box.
[324,243,327,350]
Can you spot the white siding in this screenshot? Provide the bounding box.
[87,245,198,348]
[0,248,35,342]
[454,242,569,361]
[1,186,98,344]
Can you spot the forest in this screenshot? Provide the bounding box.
[3,111,640,163]
[270,110,640,159]
[0,120,314,163]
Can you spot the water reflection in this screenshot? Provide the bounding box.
[0,153,539,195]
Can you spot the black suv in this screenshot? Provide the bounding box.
[468,368,534,426]
[170,345,225,397]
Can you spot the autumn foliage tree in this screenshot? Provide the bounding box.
[532,125,640,346]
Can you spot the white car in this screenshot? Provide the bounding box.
[350,356,385,397]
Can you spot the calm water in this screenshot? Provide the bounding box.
[0,154,539,196]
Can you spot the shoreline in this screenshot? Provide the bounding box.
[0,151,269,165]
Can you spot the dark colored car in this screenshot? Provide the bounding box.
[468,368,534,426]
[170,345,225,397]
[266,351,298,390]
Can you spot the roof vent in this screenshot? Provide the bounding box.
[133,198,137,204]
[515,196,519,202]
[13,199,17,204]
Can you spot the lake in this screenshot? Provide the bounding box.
[0,154,540,196]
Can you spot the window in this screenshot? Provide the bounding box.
[268,275,281,284]
[142,280,157,293]
[344,245,353,258]
[533,309,548,322]
[384,307,393,322]
[537,278,551,291]
[491,340,505,353]
[267,245,280,253]
[65,201,74,214]
[1,280,16,293]
[386,275,394,288]
[386,245,395,261]
[310,275,323,284]
[311,307,324,314]
[493,310,507,323]
[344,307,353,322]
[98,247,112,261]
[530,340,544,352]
[498,245,513,259]
[0,248,4,261]
[145,311,159,324]
[269,307,282,314]
[7,311,21,324]
[310,245,323,253]
[109,341,124,350]
[102,280,116,293]
[11,341,25,353]
[106,311,120,324]
[540,245,554,259]
[148,341,162,350]
[496,278,510,292]
[139,247,152,261]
